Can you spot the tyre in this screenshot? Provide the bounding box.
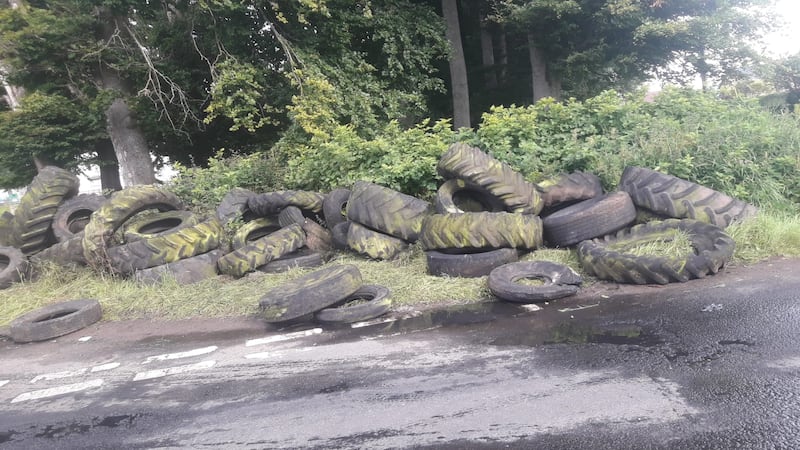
[488,261,582,303]
[105,218,224,274]
[9,299,102,343]
[437,143,543,215]
[345,181,432,242]
[278,206,305,228]
[217,224,306,278]
[134,249,223,285]
[542,192,636,247]
[30,233,87,267]
[301,219,333,255]
[258,248,324,274]
[230,217,281,251]
[0,246,30,289]
[434,179,506,214]
[576,218,736,285]
[258,264,363,323]
[618,166,757,228]
[426,248,519,278]
[0,211,15,246]
[314,285,392,324]
[331,221,351,251]
[10,166,80,255]
[323,188,351,228]
[52,194,107,242]
[122,210,199,243]
[248,190,325,217]
[420,212,543,251]
[346,222,409,260]
[536,172,603,209]
[82,186,185,262]
[216,188,257,223]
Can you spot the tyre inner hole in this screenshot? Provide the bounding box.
[34,309,77,323]
[453,191,500,213]
[514,276,549,287]
[338,295,374,307]
[138,218,184,234]
[0,255,9,270]
[247,226,281,242]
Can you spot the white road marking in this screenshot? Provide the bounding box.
[31,369,87,383]
[91,362,121,372]
[244,348,313,359]
[0,380,9,388]
[558,304,599,313]
[133,360,216,381]
[78,336,92,342]
[11,379,104,403]
[351,318,397,329]
[245,328,322,347]
[142,346,218,364]
[520,304,543,312]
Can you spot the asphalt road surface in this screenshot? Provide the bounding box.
[1,258,799,449]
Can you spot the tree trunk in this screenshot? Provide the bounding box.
[442,0,470,129]
[95,139,123,192]
[479,18,497,90]
[528,33,552,102]
[498,25,508,84]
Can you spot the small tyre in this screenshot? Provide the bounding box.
[331,221,351,251]
[258,264,363,323]
[488,261,583,303]
[542,191,636,247]
[426,248,519,278]
[278,206,305,228]
[420,212,543,251]
[248,190,325,217]
[347,222,408,260]
[52,194,107,242]
[122,210,199,243]
[345,181,432,242]
[30,233,87,267]
[230,217,281,251]
[9,299,102,343]
[323,188,351,228]
[434,179,506,214]
[536,172,603,209]
[302,219,334,255]
[258,248,324,273]
[134,249,223,285]
[216,188,257,223]
[314,285,392,324]
[577,218,735,285]
[217,224,306,278]
[0,246,30,289]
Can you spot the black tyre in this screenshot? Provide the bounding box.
[542,192,636,247]
[437,143,543,215]
[258,264,363,323]
[302,219,333,255]
[536,172,603,209]
[52,194,107,242]
[314,285,392,324]
[619,166,757,228]
[0,246,30,289]
[278,206,305,228]
[9,299,102,343]
[420,212,543,251]
[248,190,325,217]
[426,248,519,278]
[331,221,351,251]
[134,249,223,285]
[347,222,409,260]
[10,166,80,255]
[30,233,87,267]
[323,188,351,228]
[258,248,324,274]
[122,210,199,243]
[0,211,13,246]
[216,188,257,223]
[217,224,306,278]
[345,181,432,242]
[434,179,506,214]
[577,219,736,285]
[230,217,281,251]
[488,261,583,303]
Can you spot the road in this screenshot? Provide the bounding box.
[1,258,800,449]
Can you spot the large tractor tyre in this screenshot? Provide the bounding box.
[618,166,757,228]
[216,188,257,223]
[52,194,106,242]
[278,206,305,228]
[425,248,519,278]
[0,211,15,246]
[331,221,351,251]
[134,249,223,285]
[247,190,325,217]
[230,217,281,251]
[122,210,199,243]
[577,219,736,285]
[31,233,87,267]
[314,284,392,324]
[420,212,543,251]
[258,264,363,323]
[258,248,325,274]
[345,181,432,242]
[488,261,583,303]
[434,179,506,214]
[11,166,80,255]
[0,246,30,289]
[346,222,409,260]
[542,192,636,248]
[82,186,185,262]
[9,299,102,343]
[105,218,223,274]
[323,188,351,228]
[217,224,306,278]
[437,143,543,215]
[536,172,603,210]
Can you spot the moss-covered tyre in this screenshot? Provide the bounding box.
[82,186,185,262]
[619,166,757,228]
[347,222,409,260]
[301,219,333,255]
[122,210,199,243]
[537,172,603,210]
[0,246,30,289]
[323,188,351,228]
[331,221,351,251]
[314,285,392,324]
[247,190,325,217]
[10,166,80,255]
[134,249,223,285]
[258,248,324,274]
[434,179,506,214]
[258,264,363,323]
[105,218,223,274]
[230,217,281,251]
[216,188,257,223]
[9,299,102,343]
[31,233,87,267]
[426,248,519,278]
[345,181,432,242]
[217,224,306,278]
[488,261,583,303]
[437,143,543,215]
[634,207,671,225]
[577,219,736,285]
[278,206,305,228]
[52,194,106,242]
[420,212,543,251]
[542,192,636,248]
[0,211,14,246]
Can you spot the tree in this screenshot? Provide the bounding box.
[442,0,471,128]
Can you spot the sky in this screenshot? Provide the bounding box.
[761,0,800,57]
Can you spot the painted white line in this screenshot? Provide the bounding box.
[11,379,104,403]
[245,328,322,347]
[558,304,599,313]
[351,318,397,329]
[31,369,87,383]
[142,346,218,364]
[133,360,216,381]
[244,348,313,359]
[520,304,543,312]
[0,380,9,388]
[91,362,121,373]
[78,336,92,342]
